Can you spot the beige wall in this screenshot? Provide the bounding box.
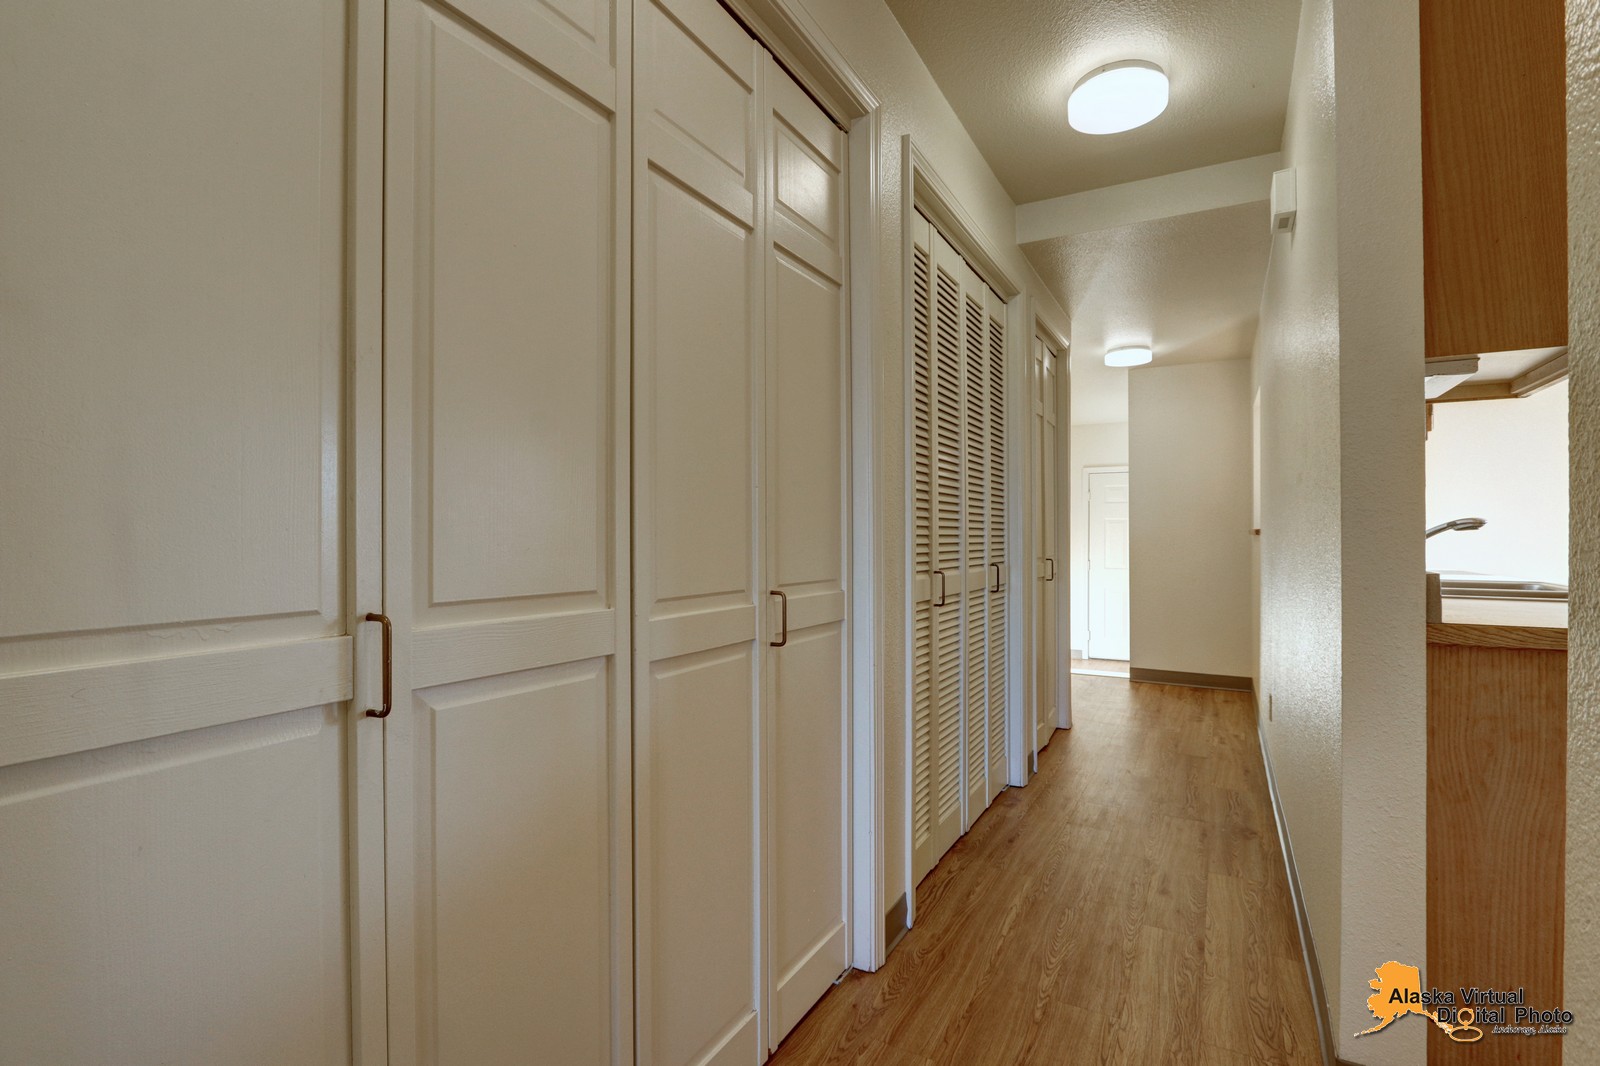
[1425,381,1569,586]
[793,0,1071,924]
[1068,421,1128,656]
[1128,360,1253,678]
[1567,0,1599,1052]
[1255,0,1427,1060]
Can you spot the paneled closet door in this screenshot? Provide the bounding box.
[1033,337,1060,754]
[634,0,764,1063]
[382,1,632,1063]
[762,54,850,1049]
[0,0,378,1062]
[984,291,1009,805]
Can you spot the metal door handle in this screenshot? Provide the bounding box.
[364,612,392,718]
[933,569,947,607]
[991,563,1002,593]
[769,590,788,647]
[1044,558,1056,582]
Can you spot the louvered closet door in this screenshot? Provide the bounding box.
[382,1,631,1062]
[984,290,1009,804]
[763,54,850,1048]
[0,1,374,1061]
[912,227,969,884]
[960,265,990,828]
[634,0,764,1063]
[908,214,939,886]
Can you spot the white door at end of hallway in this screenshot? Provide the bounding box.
[1086,468,1130,662]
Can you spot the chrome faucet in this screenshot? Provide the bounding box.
[1425,517,1487,539]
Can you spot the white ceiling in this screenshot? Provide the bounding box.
[883,0,1301,203]
[1023,200,1272,424]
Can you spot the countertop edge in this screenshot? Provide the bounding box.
[1426,621,1569,651]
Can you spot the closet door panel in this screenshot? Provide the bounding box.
[985,299,1008,801]
[0,0,364,1060]
[425,24,611,609]
[924,233,967,878]
[427,664,611,1066]
[908,219,939,885]
[634,1,761,1063]
[766,57,847,1045]
[960,273,989,826]
[383,2,629,1062]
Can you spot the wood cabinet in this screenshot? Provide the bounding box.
[1420,0,1568,361]
[1426,611,1566,1066]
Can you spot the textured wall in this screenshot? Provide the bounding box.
[1256,1,1429,1061]
[793,0,1072,923]
[1254,0,1345,1038]
[1567,0,1599,1053]
[1068,421,1128,656]
[1129,359,1254,678]
[1330,0,1428,1061]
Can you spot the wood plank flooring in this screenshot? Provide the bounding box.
[770,675,1322,1066]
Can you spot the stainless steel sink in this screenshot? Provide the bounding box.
[1439,578,1569,601]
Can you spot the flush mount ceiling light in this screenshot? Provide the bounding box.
[1105,345,1154,367]
[1068,61,1169,135]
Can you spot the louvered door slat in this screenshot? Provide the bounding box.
[931,257,965,829]
[986,304,1007,792]
[962,287,988,819]
[911,235,934,851]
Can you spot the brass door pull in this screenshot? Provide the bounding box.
[991,563,1002,593]
[365,612,392,718]
[933,569,947,607]
[769,590,788,648]
[1044,558,1056,582]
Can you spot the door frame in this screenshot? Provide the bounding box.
[1038,322,1072,732]
[899,136,1027,928]
[1083,464,1131,664]
[719,0,885,976]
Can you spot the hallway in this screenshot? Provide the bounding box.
[771,676,1321,1065]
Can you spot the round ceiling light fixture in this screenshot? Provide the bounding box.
[1068,61,1169,135]
[1104,345,1154,368]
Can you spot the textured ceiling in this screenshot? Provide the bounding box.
[883,0,1301,202]
[1024,200,1271,423]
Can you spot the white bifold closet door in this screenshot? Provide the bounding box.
[1033,337,1060,754]
[634,0,849,1062]
[381,0,632,1063]
[0,0,372,1062]
[910,212,1009,888]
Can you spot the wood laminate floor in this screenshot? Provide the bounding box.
[771,675,1322,1066]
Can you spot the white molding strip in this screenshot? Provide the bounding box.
[1016,152,1283,243]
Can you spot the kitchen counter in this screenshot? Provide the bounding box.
[1427,596,1568,650]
